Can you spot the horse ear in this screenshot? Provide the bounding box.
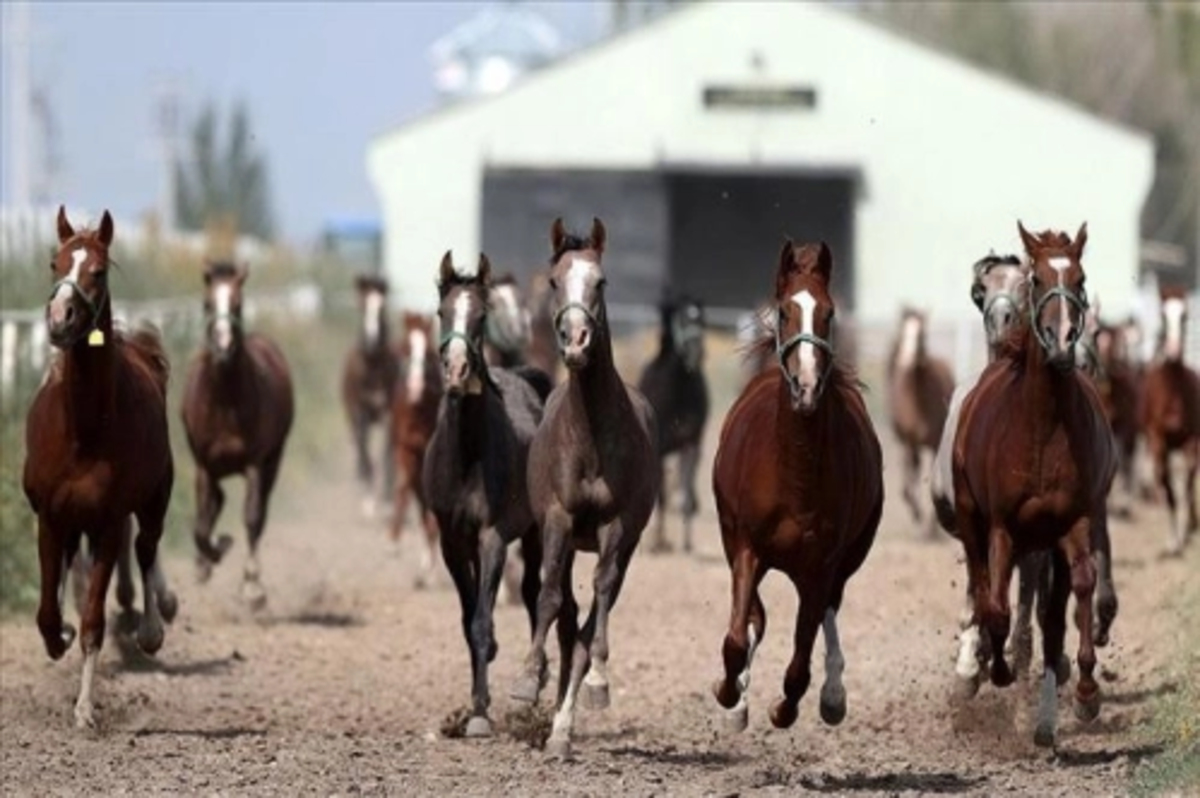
[97,210,114,247]
[1073,222,1089,258]
[235,262,249,285]
[550,218,567,255]
[477,252,492,286]
[813,241,833,283]
[354,274,369,293]
[1017,220,1038,255]
[56,205,75,243]
[202,260,215,286]
[438,250,456,288]
[777,238,796,276]
[590,217,607,255]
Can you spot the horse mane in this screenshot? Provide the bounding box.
[973,252,1023,279]
[44,321,170,394]
[549,232,592,264]
[491,272,518,288]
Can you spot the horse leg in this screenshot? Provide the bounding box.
[352,410,375,519]
[519,525,543,638]
[769,577,828,729]
[135,473,177,654]
[1184,440,1199,539]
[418,508,440,590]
[1034,548,1071,747]
[390,450,414,545]
[902,444,922,526]
[649,458,671,554]
[1152,435,1183,555]
[74,525,120,729]
[511,506,570,704]
[553,550,579,709]
[1064,520,1101,723]
[581,519,636,711]
[242,450,282,611]
[70,535,90,620]
[713,545,765,732]
[114,518,139,634]
[1010,552,1038,677]
[379,420,396,511]
[818,604,848,726]
[1092,510,1118,647]
[439,520,481,719]
[547,561,589,759]
[983,525,1016,687]
[36,518,76,660]
[679,441,702,554]
[193,468,230,583]
[465,526,506,737]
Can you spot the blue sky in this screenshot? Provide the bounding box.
[10,2,606,242]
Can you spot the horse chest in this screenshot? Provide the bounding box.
[42,463,117,523]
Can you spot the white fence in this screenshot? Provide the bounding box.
[0,283,324,400]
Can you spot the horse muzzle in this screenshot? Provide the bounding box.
[45,300,86,349]
[558,324,593,370]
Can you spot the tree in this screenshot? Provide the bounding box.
[174,100,275,241]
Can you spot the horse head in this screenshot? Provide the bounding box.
[436,250,492,397]
[893,305,929,371]
[773,239,837,415]
[548,217,608,371]
[202,260,249,365]
[47,205,114,349]
[1158,285,1190,364]
[485,272,531,357]
[1018,221,1090,371]
[661,293,706,373]
[971,252,1028,349]
[353,273,390,354]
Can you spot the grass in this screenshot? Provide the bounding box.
[1130,559,1200,796]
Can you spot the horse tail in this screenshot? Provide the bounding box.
[512,366,553,403]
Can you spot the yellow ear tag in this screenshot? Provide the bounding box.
[87,329,106,347]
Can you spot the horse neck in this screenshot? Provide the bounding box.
[440,393,487,476]
[565,320,621,422]
[775,378,831,513]
[209,339,256,397]
[360,320,390,362]
[1020,331,1076,457]
[60,305,117,446]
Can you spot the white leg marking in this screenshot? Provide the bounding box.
[895,315,921,369]
[74,649,99,728]
[584,658,609,689]
[737,625,760,695]
[956,625,982,680]
[822,609,845,694]
[550,674,579,742]
[406,328,428,403]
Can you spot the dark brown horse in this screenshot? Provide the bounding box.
[510,218,658,758]
[1083,303,1141,517]
[181,261,295,610]
[525,271,560,386]
[637,294,710,554]
[23,206,178,728]
[424,251,547,737]
[711,240,882,734]
[342,274,399,520]
[952,221,1115,747]
[888,307,954,536]
[1140,285,1200,555]
[389,311,443,587]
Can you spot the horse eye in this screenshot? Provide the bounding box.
[548,279,558,290]
[598,278,608,290]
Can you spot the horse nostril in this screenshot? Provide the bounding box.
[577,328,590,348]
[64,305,75,324]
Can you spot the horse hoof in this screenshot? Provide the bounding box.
[582,681,610,711]
[74,703,96,730]
[991,659,1015,688]
[819,686,847,726]
[953,674,981,701]
[1093,629,1110,648]
[722,699,749,733]
[510,673,541,704]
[159,590,179,624]
[1056,656,1072,687]
[464,716,493,738]
[116,610,140,636]
[769,698,798,730]
[1074,692,1101,722]
[137,621,165,656]
[214,534,234,560]
[545,735,572,760]
[59,624,77,655]
[1033,721,1056,749]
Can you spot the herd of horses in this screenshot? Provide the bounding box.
[19,205,1200,760]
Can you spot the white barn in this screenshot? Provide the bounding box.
[367,1,1154,325]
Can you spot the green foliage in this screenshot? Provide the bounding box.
[175,100,275,241]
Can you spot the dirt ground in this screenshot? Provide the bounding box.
[1,420,1195,797]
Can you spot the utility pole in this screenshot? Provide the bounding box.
[4,1,34,210]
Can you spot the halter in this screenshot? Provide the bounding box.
[982,291,1023,335]
[553,301,602,353]
[438,329,484,364]
[671,310,705,349]
[48,275,108,337]
[775,309,836,400]
[1030,282,1089,354]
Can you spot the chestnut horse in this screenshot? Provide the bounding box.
[510,218,658,758]
[23,206,178,728]
[637,294,710,554]
[424,251,547,737]
[1140,286,1200,555]
[888,307,954,536]
[712,240,882,734]
[181,261,295,610]
[952,222,1115,747]
[389,311,443,587]
[341,274,399,519]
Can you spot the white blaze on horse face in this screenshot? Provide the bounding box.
[213,282,234,352]
[49,248,89,327]
[406,327,428,403]
[445,291,473,365]
[896,315,921,369]
[561,256,598,330]
[1046,256,1075,347]
[363,289,383,347]
[1162,298,1186,360]
[790,290,819,385]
